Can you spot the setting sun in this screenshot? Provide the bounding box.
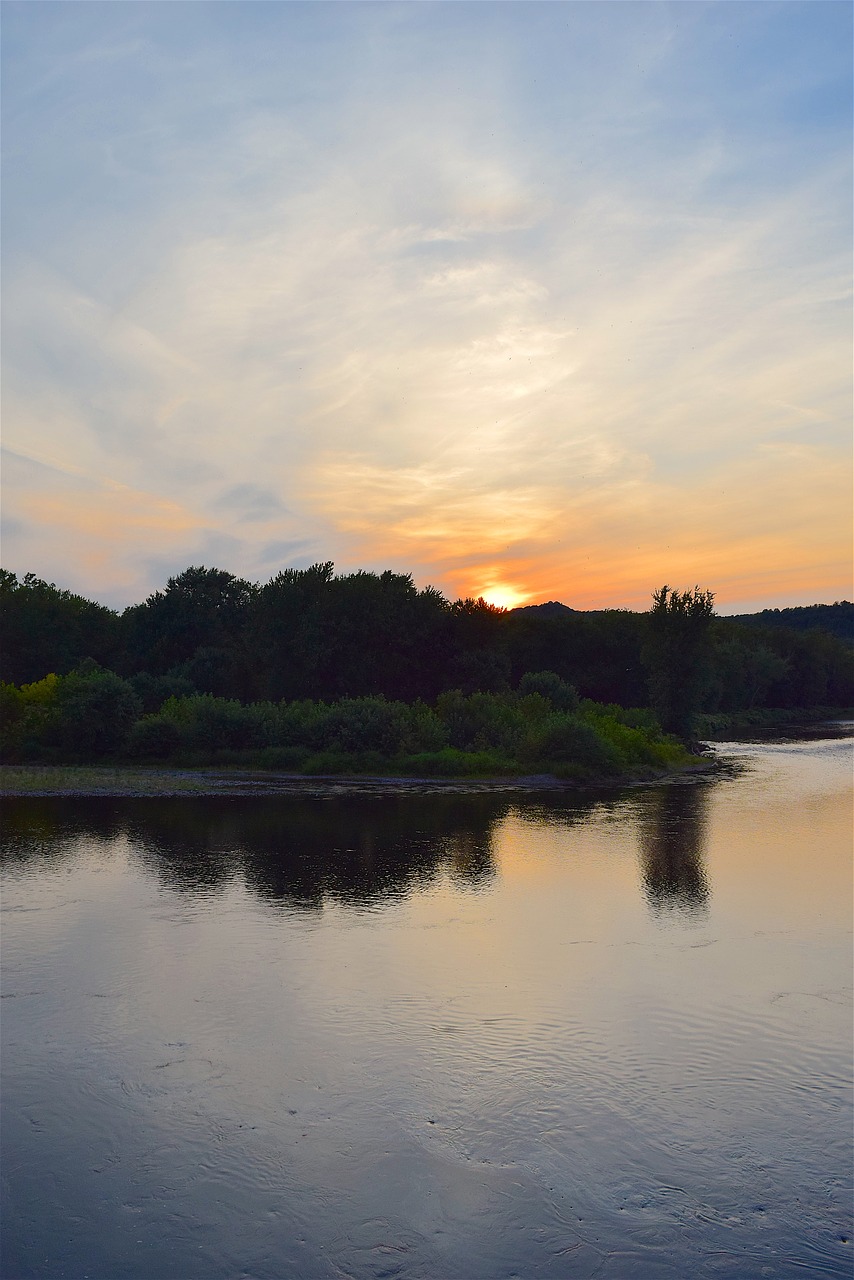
[479,584,531,611]
[2,1,850,619]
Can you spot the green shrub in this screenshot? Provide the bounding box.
[519,670,580,712]
[270,699,331,750]
[521,713,620,774]
[126,715,184,759]
[157,694,260,751]
[0,672,690,780]
[435,690,523,752]
[56,670,141,758]
[302,750,381,775]
[129,671,196,714]
[321,696,445,755]
[580,699,662,734]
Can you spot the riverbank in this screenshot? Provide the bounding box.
[0,757,717,798]
[696,706,853,739]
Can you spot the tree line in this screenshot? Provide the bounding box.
[0,564,851,752]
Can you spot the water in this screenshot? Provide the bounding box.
[2,737,851,1279]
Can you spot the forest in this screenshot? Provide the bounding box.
[1,565,851,774]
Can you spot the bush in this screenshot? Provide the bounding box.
[269,699,331,751]
[0,682,25,760]
[579,700,662,734]
[519,670,580,712]
[251,745,308,770]
[56,670,141,758]
[321,696,445,755]
[0,676,690,780]
[129,671,196,714]
[126,715,184,759]
[435,691,523,752]
[0,674,66,760]
[301,750,387,775]
[521,713,620,774]
[157,694,261,752]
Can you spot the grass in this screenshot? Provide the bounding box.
[0,747,704,797]
[0,764,219,795]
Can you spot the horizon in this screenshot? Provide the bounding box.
[2,2,852,614]
[2,558,850,620]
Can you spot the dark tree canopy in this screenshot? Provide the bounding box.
[0,570,120,684]
[642,586,716,738]
[1,564,850,729]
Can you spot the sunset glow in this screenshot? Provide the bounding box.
[478,585,532,612]
[2,2,851,612]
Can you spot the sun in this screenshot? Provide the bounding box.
[480,584,530,610]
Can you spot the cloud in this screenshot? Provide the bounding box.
[2,2,850,610]
[214,484,288,523]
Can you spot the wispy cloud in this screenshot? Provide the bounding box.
[2,1,850,609]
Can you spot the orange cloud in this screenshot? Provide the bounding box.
[308,440,851,611]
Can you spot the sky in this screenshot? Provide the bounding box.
[2,1,851,613]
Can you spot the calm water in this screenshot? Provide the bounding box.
[1,738,852,1280]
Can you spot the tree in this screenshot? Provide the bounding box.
[518,670,580,711]
[0,571,120,684]
[121,566,257,685]
[56,669,142,758]
[643,585,715,739]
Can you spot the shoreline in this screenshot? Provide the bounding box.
[4,723,850,799]
[0,758,720,799]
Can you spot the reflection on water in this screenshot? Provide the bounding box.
[2,793,504,909]
[636,782,710,917]
[5,785,718,920]
[2,740,852,1280]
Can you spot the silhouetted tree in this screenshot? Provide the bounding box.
[643,585,715,738]
[3,562,849,725]
[0,570,119,683]
[121,566,256,689]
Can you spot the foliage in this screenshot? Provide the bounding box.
[705,636,789,712]
[126,715,184,759]
[2,562,850,741]
[128,671,197,714]
[0,570,120,685]
[519,670,580,711]
[56,669,142,758]
[0,670,692,780]
[321,697,446,755]
[643,585,716,738]
[119,566,257,695]
[729,601,854,646]
[0,674,62,761]
[155,694,262,752]
[520,713,620,773]
[0,668,141,761]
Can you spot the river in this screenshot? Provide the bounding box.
[1,735,851,1279]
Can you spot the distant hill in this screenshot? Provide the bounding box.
[511,601,576,617]
[510,599,854,646]
[728,601,854,645]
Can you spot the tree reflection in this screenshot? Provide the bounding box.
[636,782,710,917]
[231,793,505,909]
[0,797,126,868]
[1,794,505,911]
